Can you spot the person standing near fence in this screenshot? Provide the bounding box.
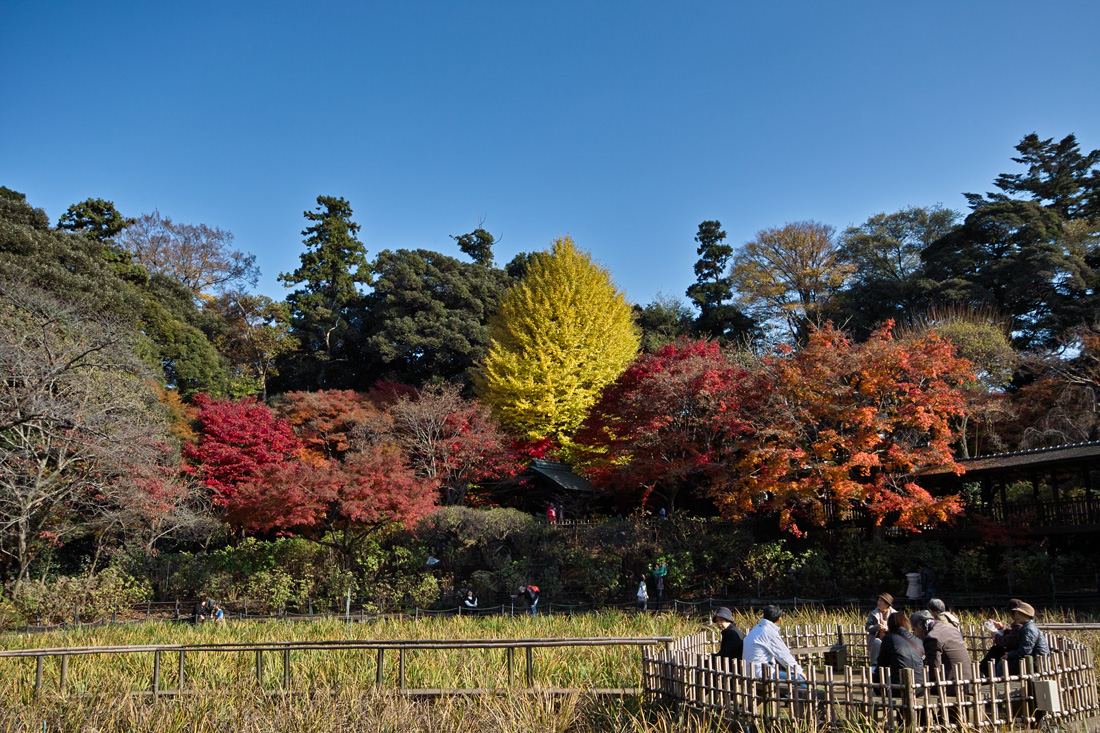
[517,585,539,616]
[463,589,479,610]
[636,576,649,612]
[653,562,667,612]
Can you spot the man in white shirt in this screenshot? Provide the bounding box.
[743,605,805,680]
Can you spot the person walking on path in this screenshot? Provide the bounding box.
[652,563,667,612]
[636,576,649,613]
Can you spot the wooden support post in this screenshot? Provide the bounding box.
[376,648,384,686]
[283,648,290,688]
[399,648,406,690]
[901,667,917,729]
[153,650,161,697]
[59,654,68,693]
[34,655,43,695]
[507,647,515,686]
[178,650,186,692]
[255,649,262,686]
[526,646,534,688]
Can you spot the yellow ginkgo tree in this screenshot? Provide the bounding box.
[477,236,639,448]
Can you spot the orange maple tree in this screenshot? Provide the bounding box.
[723,322,974,535]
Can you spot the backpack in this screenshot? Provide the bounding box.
[527,585,539,594]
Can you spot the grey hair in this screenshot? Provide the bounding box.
[927,598,947,613]
[910,610,934,632]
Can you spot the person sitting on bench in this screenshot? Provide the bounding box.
[744,605,804,680]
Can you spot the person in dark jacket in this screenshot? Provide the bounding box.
[1000,601,1049,674]
[463,590,479,609]
[712,606,744,660]
[911,610,972,683]
[876,611,925,686]
[516,585,540,616]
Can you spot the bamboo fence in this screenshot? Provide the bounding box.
[642,625,1099,730]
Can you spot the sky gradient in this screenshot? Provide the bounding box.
[3,1,1098,306]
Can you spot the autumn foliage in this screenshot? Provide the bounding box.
[575,339,763,512]
[181,393,302,502]
[726,322,974,535]
[579,324,975,534]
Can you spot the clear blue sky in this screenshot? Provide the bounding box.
[3,1,1098,306]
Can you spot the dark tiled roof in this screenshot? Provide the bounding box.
[917,441,1100,477]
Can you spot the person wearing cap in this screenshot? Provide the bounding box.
[744,605,804,680]
[927,598,961,629]
[711,607,744,660]
[865,592,895,665]
[911,610,971,684]
[1000,601,1049,673]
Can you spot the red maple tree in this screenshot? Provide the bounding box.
[726,322,974,535]
[181,393,302,502]
[229,444,436,564]
[574,339,765,512]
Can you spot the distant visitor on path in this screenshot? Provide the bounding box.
[213,602,225,625]
[193,598,215,624]
[865,592,894,665]
[636,576,649,612]
[712,607,744,661]
[875,611,925,685]
[463,590,478,609]
[653,562,667,612]
[516,585,540,616]
[744,605,804,680]
[546,505,557,523]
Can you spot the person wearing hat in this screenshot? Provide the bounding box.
[980,598,1025,670]
[865,592,895,665]
[1000,601,1049,673]
[711,607,744,660]
[911,609,971,684]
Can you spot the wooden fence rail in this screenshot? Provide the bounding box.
[0,636,674,698]
[643,625,1099,731]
